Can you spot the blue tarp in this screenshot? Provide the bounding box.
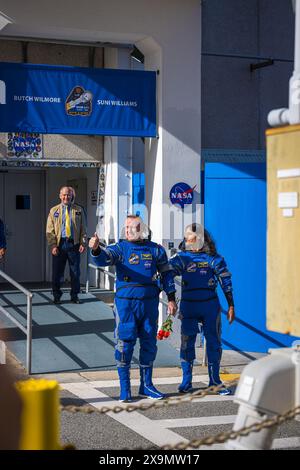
[0,62,156,137]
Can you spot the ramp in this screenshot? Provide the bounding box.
[0,289,180,374]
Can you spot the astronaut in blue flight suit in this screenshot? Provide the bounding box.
[169,223,235,395]
[89,215,177,402]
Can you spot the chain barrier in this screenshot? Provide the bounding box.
[60,380,300,449]
[60,379,239,415]
[160,405,300,450]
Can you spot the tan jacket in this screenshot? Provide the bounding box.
[46,203,87,248]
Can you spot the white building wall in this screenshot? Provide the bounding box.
[0,39,104,162]
[0,0,202,252]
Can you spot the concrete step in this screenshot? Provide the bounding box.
[91,290,115,304]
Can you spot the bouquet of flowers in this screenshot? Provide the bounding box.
[157,315,173,340]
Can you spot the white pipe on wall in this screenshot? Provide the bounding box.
[268,0,300,126]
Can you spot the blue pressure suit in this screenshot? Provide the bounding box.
[91,239,175,400]
[169,249,233,391]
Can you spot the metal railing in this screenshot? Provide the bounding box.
[86,263,207,365]
[86,263,115,294]
[0,269,33,374]
[87,263,170,308]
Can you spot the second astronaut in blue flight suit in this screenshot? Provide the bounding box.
[169,223,235,395]
[89,216,177,401]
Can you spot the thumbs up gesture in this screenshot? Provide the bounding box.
[89,232,100,251]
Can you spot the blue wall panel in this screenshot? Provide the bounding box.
[205,163,299,353]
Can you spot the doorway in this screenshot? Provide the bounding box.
[0,170,45,282]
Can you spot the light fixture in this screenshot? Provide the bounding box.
[250,58,274,72]
[0,11,13,31]
[130,46,144,64]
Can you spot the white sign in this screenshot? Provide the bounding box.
[278,192,298,209]
[283,208,294,217]
[277,168,300,179]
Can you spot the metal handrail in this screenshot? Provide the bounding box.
[0,269,33,373]
[87,263,169,306]
[88,263,116,279]
[86,262,115,293]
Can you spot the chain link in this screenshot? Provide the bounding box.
[160,405,300,450]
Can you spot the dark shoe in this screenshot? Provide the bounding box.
[217,386,232,396]
[139,366,165,400]
[139,383,165,400]
[53,298,61,305]
[178,383,193,394]
[71,297,81,304]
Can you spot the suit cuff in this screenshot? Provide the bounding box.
[225,291,234,307]
[167,292,176,302]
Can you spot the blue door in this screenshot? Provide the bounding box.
[205,163,299,353]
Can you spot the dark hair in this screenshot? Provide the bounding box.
[201,229,217,255]
[179,228,217,255]
[126,214,140,219]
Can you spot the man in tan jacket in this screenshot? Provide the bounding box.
[46,186,87,304]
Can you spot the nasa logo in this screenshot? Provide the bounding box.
[144,260,152,270]
[169,182,196,209]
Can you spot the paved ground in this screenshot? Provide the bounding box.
[0,289,180,373]
[7,347,300,451]
[2,287,299,451]
[59,370,300,451]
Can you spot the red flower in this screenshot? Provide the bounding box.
[157,316,173,340]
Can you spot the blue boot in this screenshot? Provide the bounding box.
[178,361,193,393]
[139,366,165,400]
[208,361,222,387]
[208,362,232,395]
[118,366,132,402]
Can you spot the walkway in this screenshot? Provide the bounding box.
[0,289,180,374]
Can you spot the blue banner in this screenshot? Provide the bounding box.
[0,62,156,137]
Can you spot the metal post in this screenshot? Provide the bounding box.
[268,0,300,126]
[85,262,90,294]
[292,342,300,421]
[202,338,207,367]
[294,0,300,73]
[26,294,33,374]
[85,239,90,294]
[95,268,100,288]
[0,340,6,364]
[0,269,33,374]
